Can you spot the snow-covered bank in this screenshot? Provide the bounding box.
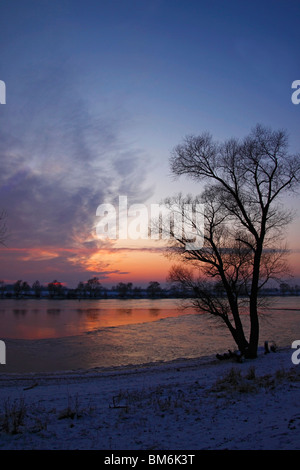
[0,346,299,450]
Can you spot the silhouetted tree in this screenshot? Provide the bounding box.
[115,282,133,298]
[13,280,23,298]
[76,281,87,298]
[32,280,42,298]
[132,286,143,298]
[86,277,102,298]
[48,280,64,298]
[165,124,300,358]
[0,280,5,298]
[279,282,290,296]
[147,281,162,298]
[21,281,30,296]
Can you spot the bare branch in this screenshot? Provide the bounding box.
[164,124,300,358]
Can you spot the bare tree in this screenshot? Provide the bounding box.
[32,280,42,298]
[76,281,87,298]
[165,124,300,358]
[0,280,5,298]
[13,280,23,298]
[48,280,64,298]
[115,282,133,298]
[147,281,162,298]
[86,277,102,298]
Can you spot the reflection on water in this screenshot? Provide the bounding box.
[0,297,298,342]
[149,309,160,318]
[13,309,27,315]
[0,297,299,373]
[47,309,61,315]
[0,298,189,339]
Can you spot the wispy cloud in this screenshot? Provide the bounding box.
[0,64,154,282]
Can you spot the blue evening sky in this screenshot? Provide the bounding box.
[0,0,299,285]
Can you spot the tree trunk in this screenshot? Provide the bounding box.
[223,313,249,354]
[247,295,259,358]
[234,330,250,356]
[247,242,263,358]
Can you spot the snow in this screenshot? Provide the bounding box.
[0,346,299,450]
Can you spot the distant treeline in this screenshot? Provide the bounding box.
[0,278,299,300]
[1,278,184,299]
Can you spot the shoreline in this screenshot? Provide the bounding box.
[0,345,299,450]
[0,343,291,376]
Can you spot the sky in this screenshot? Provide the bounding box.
[0,0,300,288]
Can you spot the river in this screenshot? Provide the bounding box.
[0,296,299,373]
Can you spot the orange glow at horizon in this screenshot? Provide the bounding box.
[1,240,300,287]
[0,241,175,286]
[106,249,173,284]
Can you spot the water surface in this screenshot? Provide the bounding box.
[0,297,299,373]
